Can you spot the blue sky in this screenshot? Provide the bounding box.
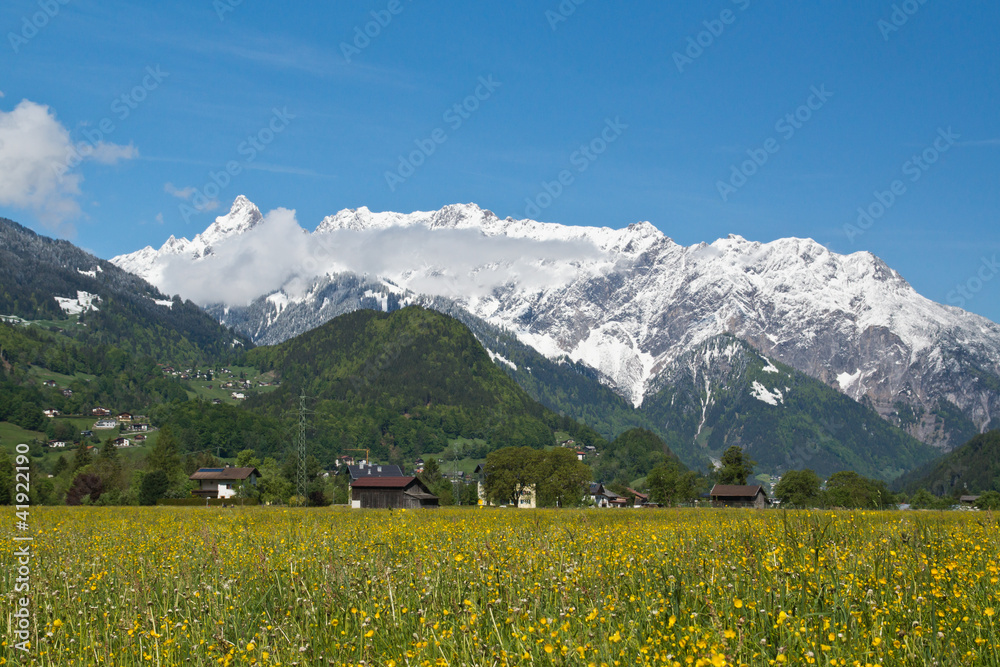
[1,0,998,320]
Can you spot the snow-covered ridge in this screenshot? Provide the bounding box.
[110,196,1000,447]
[112,195,264,283]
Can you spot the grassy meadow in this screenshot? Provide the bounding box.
[2,508,998,666]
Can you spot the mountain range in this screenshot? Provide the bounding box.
[112,197,1000,453]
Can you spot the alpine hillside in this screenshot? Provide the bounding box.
[112,197,1000,450]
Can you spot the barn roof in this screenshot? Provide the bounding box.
[189,467,259,481]
[343,464,405,479]
[351,476,418,489]
[710,484,766,498]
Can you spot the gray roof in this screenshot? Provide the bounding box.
[343,463,404,480]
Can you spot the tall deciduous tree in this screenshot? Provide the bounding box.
[717,446,755,486]
[773,469,821,507]
[536,448,590,507]
[484,447,544,506]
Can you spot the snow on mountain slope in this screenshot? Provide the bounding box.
[111,197,1000,449]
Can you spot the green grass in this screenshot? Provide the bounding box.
[0,420,45,449]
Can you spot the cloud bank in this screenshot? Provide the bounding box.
[153,209,607,307]
[0,99,137,232]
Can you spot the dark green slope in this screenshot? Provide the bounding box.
[243,306,606,466]
[638,335,939,480]
[895,430,1000,496]
[0,217,247,364]
[423,297,664,439]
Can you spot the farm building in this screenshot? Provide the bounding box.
[189,466,260,500]
[709,484,770,508]
[350,476,439,509]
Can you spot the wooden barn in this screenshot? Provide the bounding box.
[709,484,770,508]
[351,476,439,509]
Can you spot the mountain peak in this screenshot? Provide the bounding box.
[201,196,263,243]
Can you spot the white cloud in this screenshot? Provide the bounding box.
[156,208,313,305]
[0,99,138,231]
[164,182,196,200]
[155,212,164,224]
[0,91,5,98]
[152,208,606,307]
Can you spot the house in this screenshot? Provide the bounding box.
[124,423,151,433]
[340,462,405,482]
[43,380,58,387]
[91,407,111,416]
[43,409,60,418]
[80,430,93,438]
[113,437,131,448]
[211,398,223,405]
[576,451,585,461]
[134,434,147,442]
[626,488,650,507]
[93,418,119,430]
[62,389,73,397]
[189,466,260,499]
[47,440,68,448]
[589,483,625,508]
[350,476,439,509]
[959,495,981,506]
[709,484,770,509]
[117,412,133,422]
[231,392,246,400]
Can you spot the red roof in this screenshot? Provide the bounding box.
[351,476,416,489]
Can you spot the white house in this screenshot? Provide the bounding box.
[93,419,119,430]
[189,466,260,499]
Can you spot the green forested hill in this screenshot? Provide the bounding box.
[895,430,1000,496]
[243,307,606,466]
[638,336,939,480]
[0,217,247,364]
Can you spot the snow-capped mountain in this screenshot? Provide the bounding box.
[113,195,264,284]
[111,197,1000,449]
